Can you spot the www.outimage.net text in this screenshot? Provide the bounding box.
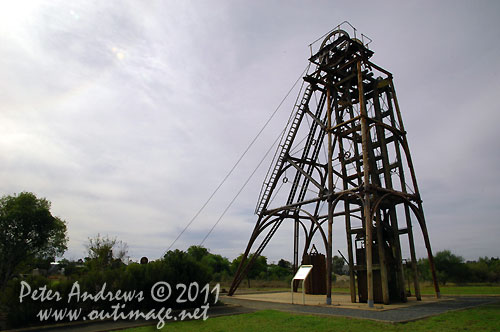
[18,280,220,329]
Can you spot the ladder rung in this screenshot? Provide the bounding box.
[256,85,313,214]
[346,172,361,182]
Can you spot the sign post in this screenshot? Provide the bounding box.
[291,264,313,305]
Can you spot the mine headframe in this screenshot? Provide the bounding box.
[229,23,440,307]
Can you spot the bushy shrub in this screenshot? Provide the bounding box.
[1,249,214,329]
[1,275,50,327]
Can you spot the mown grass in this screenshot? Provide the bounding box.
[419,284,500,295]
[120,302,500,332]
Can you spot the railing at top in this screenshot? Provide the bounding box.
[308,21,372,56]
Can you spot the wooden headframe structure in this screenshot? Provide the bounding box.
[228,22,440,307]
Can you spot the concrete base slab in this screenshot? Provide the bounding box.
[228,291,444,311]
[221,293,498,323]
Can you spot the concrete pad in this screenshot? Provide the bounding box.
[229,291,446,311]
[222,295,498,323]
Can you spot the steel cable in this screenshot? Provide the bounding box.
[166,65,310,251]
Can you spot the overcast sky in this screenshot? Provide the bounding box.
[1,1,499,263]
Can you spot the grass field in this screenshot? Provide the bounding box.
[418,285,500,295]
[120,302,500,332]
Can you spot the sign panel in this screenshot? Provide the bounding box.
[291,264,313,305]
[293,265,313,280]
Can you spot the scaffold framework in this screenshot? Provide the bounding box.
[229,22,440,307]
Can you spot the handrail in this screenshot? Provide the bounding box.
[308,21,372,51]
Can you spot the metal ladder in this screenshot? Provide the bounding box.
[255,84,313,215]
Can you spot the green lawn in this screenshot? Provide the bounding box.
[120,302,500,332]
[419,285,500,295]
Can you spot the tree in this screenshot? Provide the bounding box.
[268,259,293,280]
[0,192,68,289]
[85,234,128,270]
[231,254,267,287]
[418,250,470,285]
[278,259,292,270]
[468,257,500,283]
[434,250,470,285]
[186,245,231,281]
[58,258,85,277]
[332,255,345,275]
[187,245,209,261]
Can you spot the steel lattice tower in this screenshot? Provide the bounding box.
[229,23,440,307]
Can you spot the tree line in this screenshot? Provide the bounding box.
[1,192,499,328]
[2,192,499,290]
[417,250,500,285]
